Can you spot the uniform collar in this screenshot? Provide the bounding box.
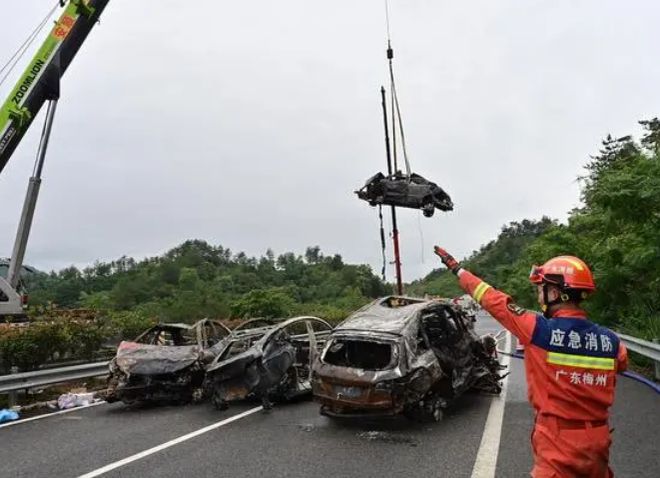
[550,307,587,318]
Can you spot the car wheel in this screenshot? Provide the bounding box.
[426,399,443,422]
[482,335,497,356]
[422,200,435,217]
[191,387,205,404]
[415,395,445,423]
[212,391,229,411]
[403,397,442,423]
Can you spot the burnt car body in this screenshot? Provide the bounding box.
[355,172,453,217]
[231,317,281,332]
[105,319,232,405]
[205,316,332,410]
[312,296,503,421]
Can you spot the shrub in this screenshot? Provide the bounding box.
[231,288,295,319]
[108,310,156,341]
[0,317,107,372]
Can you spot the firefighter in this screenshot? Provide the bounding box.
[433,246,627,478]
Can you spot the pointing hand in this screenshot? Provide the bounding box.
[433,246,461,274]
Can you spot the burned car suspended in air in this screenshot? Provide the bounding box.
[205,316,332,410]
[312,296,503,421]
[355,172,453,217]
[105,319,232,405]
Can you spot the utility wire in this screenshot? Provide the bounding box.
[0,1,61,88]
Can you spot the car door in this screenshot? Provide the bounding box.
[306,318,333,369]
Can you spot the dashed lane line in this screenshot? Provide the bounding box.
[76,405,263,478]
[470,331,512,478]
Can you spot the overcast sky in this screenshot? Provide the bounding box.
[0,0,658,282]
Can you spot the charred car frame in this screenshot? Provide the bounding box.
[356,172,453,217]
[205,316,332,410]
[105,319,232,405]
[312,296,503,421]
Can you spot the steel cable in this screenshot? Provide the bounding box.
[384,0,412,179]
[0,1,61,88]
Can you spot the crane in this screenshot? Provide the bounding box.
[0,0,111,316]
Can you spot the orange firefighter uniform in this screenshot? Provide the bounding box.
[457,269,627,477]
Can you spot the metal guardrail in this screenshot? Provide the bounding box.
[618,334,660,380]
[0,333,655,397]
[0,361,109,395]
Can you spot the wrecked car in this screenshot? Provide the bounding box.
[105,319,232,405]
[205,316,332,410]
[355,172,453,217]
[231,317,281,333]
[312,296,503,421]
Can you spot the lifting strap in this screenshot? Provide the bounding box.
[384,0,412,180]
[0,2,60,88]
[378,205,387,281]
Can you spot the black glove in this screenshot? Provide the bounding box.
[433,246,461,274]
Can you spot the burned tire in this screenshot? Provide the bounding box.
[211,391,228,411]
[424,397,444,422]
[422,200,435,217]
[191,387,205,404]
[405,396,445,423]
[481,335,497,355]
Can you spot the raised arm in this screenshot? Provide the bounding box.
[433,246,537,344]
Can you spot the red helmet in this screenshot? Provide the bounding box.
[529,256,596,292]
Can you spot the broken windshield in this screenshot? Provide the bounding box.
[137,327,196,346]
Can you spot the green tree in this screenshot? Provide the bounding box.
[231,288,295,318]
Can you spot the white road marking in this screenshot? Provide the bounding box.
[77,406,263,478]
[470,331,512,478]
[0,400,107,430]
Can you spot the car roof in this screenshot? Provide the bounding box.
[334,296,434,336]
[263,316,332,337]
[154,323,192,330]
[152,319,230,331]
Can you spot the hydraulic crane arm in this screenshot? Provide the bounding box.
[0,0,110,174]
[0,0,110,317]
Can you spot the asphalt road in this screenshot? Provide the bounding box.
[1,315,657,478]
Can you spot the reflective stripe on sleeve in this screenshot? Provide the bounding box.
[472,281,492,303]
[547,352,615,370]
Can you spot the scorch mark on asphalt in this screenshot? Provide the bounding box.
[471,331,512,478]
[76,406,263,478]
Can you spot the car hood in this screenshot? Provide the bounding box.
[115,341,202,375]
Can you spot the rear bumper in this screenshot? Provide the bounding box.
[319,404,400,419]
[312,380,403,416]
